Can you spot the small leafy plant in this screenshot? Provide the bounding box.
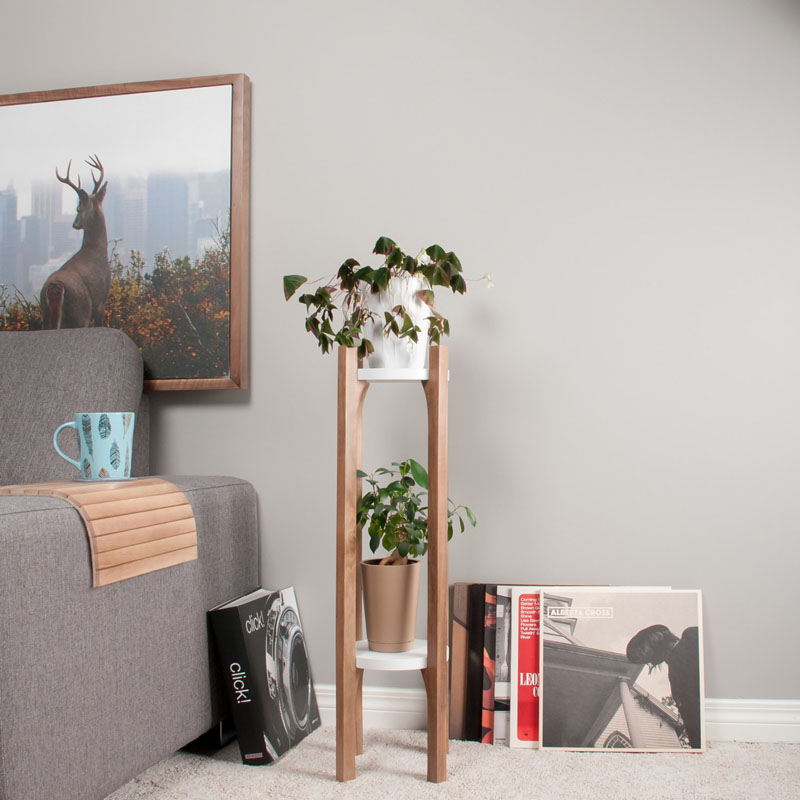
[356,458,476,565]
[283,236,470,359]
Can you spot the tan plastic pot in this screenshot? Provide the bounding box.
[361,558,421,652]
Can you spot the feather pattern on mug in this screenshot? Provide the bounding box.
[98,413,111,439]
[82,459,91,479]
[81,414,94,455]
[110,441,121,470]
[123,413,133,437]
[99,468,109,478]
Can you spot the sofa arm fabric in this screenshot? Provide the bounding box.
[0,475,258,800]
[0,328,149,485]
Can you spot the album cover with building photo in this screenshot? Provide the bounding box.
[539,588,704,752]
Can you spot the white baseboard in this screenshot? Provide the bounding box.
[705,698,800,743]
[315,685,800,743]
[315,684,429,730]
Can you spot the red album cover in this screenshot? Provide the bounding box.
[510,589,540,747]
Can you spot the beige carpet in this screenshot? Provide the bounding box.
[108,727,800,800]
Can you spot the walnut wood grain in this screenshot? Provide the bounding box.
[423,346,449,782]
[335,347,369,781]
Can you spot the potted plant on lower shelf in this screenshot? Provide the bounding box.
[356,458,476,652]
[283,236,489,370]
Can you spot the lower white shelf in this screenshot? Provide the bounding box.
[355,639,449,671]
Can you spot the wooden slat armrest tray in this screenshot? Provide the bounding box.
[0,478,197,586]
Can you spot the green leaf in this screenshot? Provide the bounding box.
[403,255,418,273]
[354,266,373,282]
[408,459,428,490]
[356,469,369,478]
[386,248,403,268]
[397,540,410,558]
[450,273,467,294]
[417,289,435,307]
[373,236,396,255]
[465,506,477,526]
[430,266,451,288]
[371,266,390,291]
[426,244,446,261]
[446,252,463,272]
[283,274,307,300]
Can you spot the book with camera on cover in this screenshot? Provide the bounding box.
[539,588,704,752]
[208,586,321,764]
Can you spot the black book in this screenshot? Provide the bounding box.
[465,583,487,741]
[208,587,321,764]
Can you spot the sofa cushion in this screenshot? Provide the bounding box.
[0,328,148,485]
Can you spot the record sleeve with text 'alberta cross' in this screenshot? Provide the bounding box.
[539,588,704,752]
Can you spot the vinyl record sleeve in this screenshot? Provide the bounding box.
[448,583,471,739]
[539,588,704,752]
[492,585,514,746]
[509,586,541,748]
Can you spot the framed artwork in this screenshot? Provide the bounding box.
[0,74,250,391]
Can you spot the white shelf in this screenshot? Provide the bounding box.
[357,368,450,383]
[355,639,449,671]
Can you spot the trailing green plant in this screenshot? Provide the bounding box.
[283,236,472,359]
[356,458,476,565]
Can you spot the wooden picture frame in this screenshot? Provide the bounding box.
[0,74,250,391]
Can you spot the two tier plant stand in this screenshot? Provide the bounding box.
[335,345,450,783]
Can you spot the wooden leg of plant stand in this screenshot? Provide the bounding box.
[336,347,369,781]
[421,668,450,753]
[423,345,449,783]
[355,667,364,754]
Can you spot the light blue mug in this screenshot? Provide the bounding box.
[53,412,136,481]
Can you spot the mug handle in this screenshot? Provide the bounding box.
[53,422,82,470]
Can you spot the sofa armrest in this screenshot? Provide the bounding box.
[0,475,258,800]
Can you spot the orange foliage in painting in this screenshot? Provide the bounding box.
[1,224,231,381]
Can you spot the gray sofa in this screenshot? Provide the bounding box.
[0,328,258,800]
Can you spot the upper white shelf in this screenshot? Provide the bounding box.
[355,639,449,671]
[357,368,450,383]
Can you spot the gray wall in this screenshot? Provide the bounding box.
[3,0,799,700]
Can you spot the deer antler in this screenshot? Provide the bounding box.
[85,154,105,195]
[55,160,82,194]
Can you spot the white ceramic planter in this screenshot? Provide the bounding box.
[363,275,430,370]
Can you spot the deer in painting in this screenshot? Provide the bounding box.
[40,155,110,329]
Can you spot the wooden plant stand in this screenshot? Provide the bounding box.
[335,345,449,783]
